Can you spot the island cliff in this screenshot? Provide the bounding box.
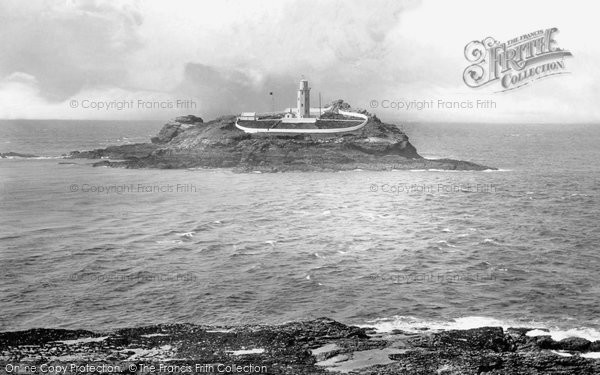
[67,101,495,172]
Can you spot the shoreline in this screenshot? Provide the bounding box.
[0,155,499,174]
[2,318,599,374]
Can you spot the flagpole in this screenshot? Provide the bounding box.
[319,92,322,117]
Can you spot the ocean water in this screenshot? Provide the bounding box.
[1,119,599,340]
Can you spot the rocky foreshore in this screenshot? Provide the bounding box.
[2,318,599,374]
[66,102,495,172]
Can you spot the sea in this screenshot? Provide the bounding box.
[1,119,599,342]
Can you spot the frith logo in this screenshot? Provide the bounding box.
[463,28,572,92]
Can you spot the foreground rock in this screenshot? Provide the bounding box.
[0,152,38,158]
[67,103,495,172]
[1,319,599,374]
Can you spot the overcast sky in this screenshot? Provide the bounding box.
[0,0,598,123]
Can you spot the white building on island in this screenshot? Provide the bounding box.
[235,79,369,134]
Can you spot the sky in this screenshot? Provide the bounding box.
[0,0,598,123]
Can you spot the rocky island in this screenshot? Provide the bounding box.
[67,101,495,172]
[2,318,599,374]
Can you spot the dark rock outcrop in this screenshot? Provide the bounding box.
[175,115,203,124]
[67,103,496,172]
[150,114,204,144]
[68,143,159,160]
[0,152,38,158]
[1,320,599,374]
[412,326,512,352]
[556,337,592,352]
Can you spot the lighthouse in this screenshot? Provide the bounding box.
[297,79,310,118]
[235,78,369,133]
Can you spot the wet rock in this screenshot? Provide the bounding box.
[416,327,512,352]
[0,152,38,158]
[1,320,369,373]
[555,337,591,351]
[69,143,158,160]
[507,328,534,335]
[0,329,99,347]
[531,335,556,350]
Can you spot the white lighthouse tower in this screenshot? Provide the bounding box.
[297,79,311,118]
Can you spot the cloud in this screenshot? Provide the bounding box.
[0,0,598,123]
[0,0,143,101]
